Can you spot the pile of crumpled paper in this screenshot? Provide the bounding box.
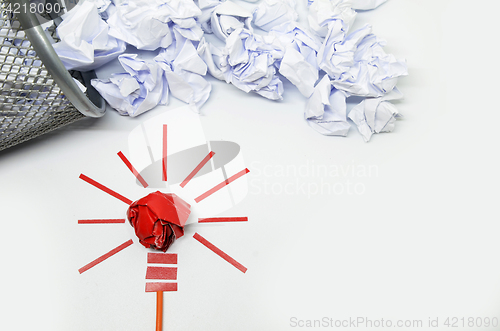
[52,0,407,141]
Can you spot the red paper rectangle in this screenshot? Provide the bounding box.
[180,151,215,188]
[117,151,149,188]
[79,174,133,205]
[193,233,247,273]
[146,267,177,280]
[195,168,250,203]
[145,282,177,292]
[147,253,177,264]
[79,239,133,274]
[162,125,167,182]
[198,217,248,223]
[78,219,126,224]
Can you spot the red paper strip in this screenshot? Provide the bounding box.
[148,253,177,264]
[79,174,133,205]
[180,151,215,188]
[78,219,125,224]
[146,282,178,292]
[162,125,167,182]
[78,239,133,274]
[117,151,149,188]
[194,168,250,203]
[198,217,248,223]
[193,233,247,273]
[146,267,177,280]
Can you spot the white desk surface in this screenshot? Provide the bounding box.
[2,0,500,330]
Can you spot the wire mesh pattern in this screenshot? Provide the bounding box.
[0,0,86,151]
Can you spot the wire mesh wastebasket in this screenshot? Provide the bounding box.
[0,0,106,152]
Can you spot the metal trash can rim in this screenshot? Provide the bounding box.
[12,0,106,118]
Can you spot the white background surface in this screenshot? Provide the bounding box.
[2,0,500,330]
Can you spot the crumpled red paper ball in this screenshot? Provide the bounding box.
[127,191,191,251]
